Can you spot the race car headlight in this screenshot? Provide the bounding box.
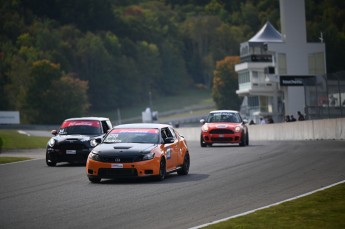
[89,151,102,161]
[48,138,55,147]
[235,126,242,132]
[201,125,209,132]
[143,152,155,161]
[90,139,98,147]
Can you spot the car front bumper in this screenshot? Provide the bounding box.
[46,148,91,163]
[86,157,161,179]
[201,132,243,143]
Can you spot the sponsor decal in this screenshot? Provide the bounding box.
[111,128,159,134]
[166,147,171,159]
[216,125,228,128]
[114,158,121,162]
[280,75,316,86]
[61,120,100,128]
[111,164,123,168]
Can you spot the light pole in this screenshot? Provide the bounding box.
[149,91,153,109]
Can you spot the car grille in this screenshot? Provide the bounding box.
[56,141,88,151]
[98,168,138,178]
[99,155,142,163]
[210,136,240,142]
[209,129,234,134]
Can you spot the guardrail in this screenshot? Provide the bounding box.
[2,117,344,141]
[177,117,345,141]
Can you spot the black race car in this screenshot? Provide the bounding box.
[46,117,112,166]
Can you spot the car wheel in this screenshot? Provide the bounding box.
[246,133,249,146]
[200,135,207,147]
[156,158,166,181]
[177,152,190,175]
[88,176,101,183]
[239,131,246,147]
[46,152,57,166]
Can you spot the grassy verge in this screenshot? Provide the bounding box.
[0,129,49,164]
[0,156,32,164]
[86,88,215,122]
[205,182,345,229]
[0,129,50,149]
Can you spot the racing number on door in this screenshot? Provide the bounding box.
[162,127,177,169]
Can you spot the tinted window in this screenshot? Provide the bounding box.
[161,127,175,140]
[104,128,159,144]
[59,120,102,135]
[101,121,110,133]
[168,127,177,139]
[207,112,241,123]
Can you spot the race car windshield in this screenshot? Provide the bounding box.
[207,112,241,123]
[104,128,159,144]
[59,120,102,135]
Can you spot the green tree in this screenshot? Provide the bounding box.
[159,39,191,95]
[21,60,61,123]
[0,41,17,110]
[181,15,222,86]
[21,0,116,32]
[58,25,83,72]
[212,56,241,110]
[21,59,89,124]
[76,32,119,110]
[1,0,344,118]
[44,74,89,122]
[4,45,41,113]
[135,41,162,98]
[306,0,345,73]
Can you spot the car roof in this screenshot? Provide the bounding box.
[64,117,110,121]
[209,110,239,114]
[114,123,172,129]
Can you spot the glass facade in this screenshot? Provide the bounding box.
[278,53,287,75]
[238,71,250,84]
[308,52,325,75]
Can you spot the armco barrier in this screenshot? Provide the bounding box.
[177,118,345,141]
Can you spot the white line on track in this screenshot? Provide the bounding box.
[17,130,31,136]
[189,179,345,229]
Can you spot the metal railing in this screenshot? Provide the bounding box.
[305,71,345,120]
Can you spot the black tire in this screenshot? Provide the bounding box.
[177,152,190,175]
[239,132,246,147]
[200,135,207,147]
[88,176,101,183]
[246,132,249,146]
[156,158,166,181]
[46,152,57,166]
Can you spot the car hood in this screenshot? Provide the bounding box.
[54,134,97,142]
[94,143,157,156]
[204,122,239,129]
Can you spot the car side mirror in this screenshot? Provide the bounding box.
[200,119,205,124]
[51,130,58,136]
[242,119,248,124]
[164,137,175,144]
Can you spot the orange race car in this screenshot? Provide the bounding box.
[200,110,249,147]
[86,123,190,183]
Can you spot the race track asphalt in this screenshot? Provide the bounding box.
[1,140,345,229]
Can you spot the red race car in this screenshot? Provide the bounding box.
[200,110,249,147]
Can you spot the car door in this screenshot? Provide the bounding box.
[161,127,178,171]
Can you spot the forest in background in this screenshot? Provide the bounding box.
[0,0,344,124]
